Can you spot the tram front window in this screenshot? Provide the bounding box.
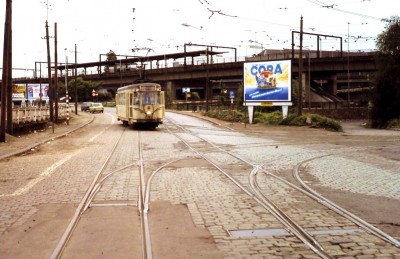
[142,92,155,105]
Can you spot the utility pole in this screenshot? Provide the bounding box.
[298,16,303,116]
[74,43,78,115]
[1,0,12,142]
[205,47,210,112]
[45,21,54,133]
[54,22,58,122]
[6,0,13,135]
[347,22,350,105]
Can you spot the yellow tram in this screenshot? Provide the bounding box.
[116,83,165,129]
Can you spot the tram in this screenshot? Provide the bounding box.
[116,83,165,129]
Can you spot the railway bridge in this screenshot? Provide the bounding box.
[11,49,377,107]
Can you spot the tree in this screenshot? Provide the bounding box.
[370,16,400,127]
[57,77,102,102]
[104,50,117,73]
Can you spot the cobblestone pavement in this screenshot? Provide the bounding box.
[158,112,400,258]
[0,110,399,258]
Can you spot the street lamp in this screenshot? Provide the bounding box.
[181,23,206,43]
[248,39,264,56]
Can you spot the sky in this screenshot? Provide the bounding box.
[0,0,397,77]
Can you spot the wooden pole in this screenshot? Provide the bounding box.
[54,22,59,122]
[74,43,78,114]
[6,0,13,135]
[46,21,54,130]
[1,0,11,142]
[298,16,303,116]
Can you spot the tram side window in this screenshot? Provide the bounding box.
[117,93,124,105]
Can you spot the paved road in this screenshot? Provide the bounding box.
[0,110,399,258]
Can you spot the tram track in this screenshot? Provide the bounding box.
[50,126,128,259]
[163,116,400,258]
[50,124,190,259]
[294,156,400,248]
[50,127,155,259]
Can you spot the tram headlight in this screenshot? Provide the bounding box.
[146,110,152,116]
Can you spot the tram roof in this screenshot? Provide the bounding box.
[54,49,225,70]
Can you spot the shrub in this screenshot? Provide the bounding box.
[203,110,343,132]
[281,113,343,131]
[254,110,283,125]
[387,118,400,128]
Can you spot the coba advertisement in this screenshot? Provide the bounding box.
[243,60,291,102]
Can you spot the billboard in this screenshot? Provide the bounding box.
[27,84,49,101]
[243,59,291,102]
[12,84,26,101]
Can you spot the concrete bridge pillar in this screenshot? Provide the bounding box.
[165,81,176,100]
[323,74,338,96]
[303,72,311,108]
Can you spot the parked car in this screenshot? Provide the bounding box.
[89,102,104,113]
[81,102,94,112]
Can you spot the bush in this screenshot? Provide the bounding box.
[254,110,283,125]
[203,110,343,132]
[387,118,400,129]
[281,113,343,131]
[203,109,247,123]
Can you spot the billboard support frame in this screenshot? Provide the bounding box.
[245,102,292,124]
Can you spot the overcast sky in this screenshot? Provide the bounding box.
[0,0,397,76]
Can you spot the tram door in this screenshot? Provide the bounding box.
[129,92,134,117]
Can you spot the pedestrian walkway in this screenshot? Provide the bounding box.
[0,112,93,161]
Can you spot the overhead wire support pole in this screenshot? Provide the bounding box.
[298,16,303,116]
[6,0,13,135]
[1,0,12,142]
[54,22,58,123]
[75,44,78,115]
[46,21,54,133]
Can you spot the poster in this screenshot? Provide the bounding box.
[12,84,26,101]
[243,60,291,102]
[27,83,49,101]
